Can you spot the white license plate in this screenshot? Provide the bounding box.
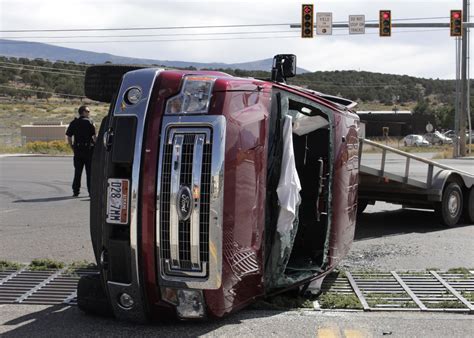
[106,178,130,224]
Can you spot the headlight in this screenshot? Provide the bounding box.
[124,87,142,105]
[165,75,216,115]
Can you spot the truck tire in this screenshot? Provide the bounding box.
[85,65,146,103]
[464,187,474,224]
[77,274,113,317]
[435,182,463,227]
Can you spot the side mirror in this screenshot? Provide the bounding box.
[271,54,297,83]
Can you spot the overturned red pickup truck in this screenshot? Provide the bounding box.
[79,55,360,321]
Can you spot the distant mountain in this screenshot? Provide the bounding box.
[0,39,309,73]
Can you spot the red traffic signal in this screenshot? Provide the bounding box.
[379,10,391,37]
[450,10,462,37]
[301,4,314,38]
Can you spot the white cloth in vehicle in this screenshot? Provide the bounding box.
[276,115,301,256]
[292,113,329,136]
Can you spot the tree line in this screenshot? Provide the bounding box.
[0,56,472,130]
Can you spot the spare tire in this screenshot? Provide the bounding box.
[85,65,146,103]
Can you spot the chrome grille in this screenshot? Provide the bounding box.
[159,128,212,277]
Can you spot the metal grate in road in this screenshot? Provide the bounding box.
[1,268,473,313]
[321,270,474,313]
[0,268,97,305]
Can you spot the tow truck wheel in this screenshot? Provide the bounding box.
[464,187,474,224]
[77,274,113,317]
[435,182,463,227]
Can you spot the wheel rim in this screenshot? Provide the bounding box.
[448,191,461,216]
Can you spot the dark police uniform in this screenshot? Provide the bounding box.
[66,116,96,196]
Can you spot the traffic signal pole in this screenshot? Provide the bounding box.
[459,0,469,156]
[291,3,473,157]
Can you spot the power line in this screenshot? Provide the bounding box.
[0,23,292,33]
[0,65,85,77]
[0,61,84,73]
[0,28,448,45]
[0,36,300,44]
[0,30,296,40]
[0,84,85,98]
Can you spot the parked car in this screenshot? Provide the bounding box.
[403,134,430,147]
[443,130,456,139]
[423,131,453,145]
[443,130,474,144]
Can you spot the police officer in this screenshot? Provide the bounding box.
[66,105,97,197]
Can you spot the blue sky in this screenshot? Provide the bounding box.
[0,0,469,78]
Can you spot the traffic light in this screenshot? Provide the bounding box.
[450,10,462,37]
[301,4,314,38]
[379,10,391,37]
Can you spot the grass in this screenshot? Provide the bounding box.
[0,99,108,150]
[0,141,73,155]
[424,298,463,309]
[432,144,474,159]
[63,260,97,275]
[0,260,25,271]
[318,292,363,309]
[28,258,65,271]
[365,292,417,308]
[446,267,472,277]
[1,260,96,273]
[461,291,474,302]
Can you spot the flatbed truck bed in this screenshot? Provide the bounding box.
[358,139,474,226]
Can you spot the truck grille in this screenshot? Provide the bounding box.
[159,127,212,277]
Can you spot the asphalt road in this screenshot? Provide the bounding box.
[1,155,473,336]
[0,156,95,263]
[1,305,473,337]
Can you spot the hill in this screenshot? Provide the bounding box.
[0,39,309,73]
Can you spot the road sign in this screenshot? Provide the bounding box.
[349,15,365,34]
[426,123,434,133]
[316,12,332,35]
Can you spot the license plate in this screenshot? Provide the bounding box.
[106,178,130,224]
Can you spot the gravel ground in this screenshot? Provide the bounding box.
[342,202,474,270]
